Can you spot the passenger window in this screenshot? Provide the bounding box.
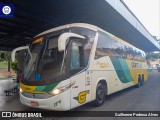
[95,32,112,59]
[111,39,121,57]
[95,31,145,61]
[125,46,134,60]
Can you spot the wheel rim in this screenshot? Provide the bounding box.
[97,87,104,104]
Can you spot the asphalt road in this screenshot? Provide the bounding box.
[0,72,159,120]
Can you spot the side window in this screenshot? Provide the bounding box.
[141,52,146,61]
[110,38,123,57]
[95,32,112,59]
[95,31,145,61]
[121,44,127,58]
[71,45,80,70]
[71,27,96,67]
[132,49,141,61]
[70,41,84,71]
[126,46,134,60]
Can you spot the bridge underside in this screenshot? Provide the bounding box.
[0,0,159,52]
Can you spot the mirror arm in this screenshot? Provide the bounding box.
[11,46,29,62]
[58,32,85,52]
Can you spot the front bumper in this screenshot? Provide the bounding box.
[20,90,71,111]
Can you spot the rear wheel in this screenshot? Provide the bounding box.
[94,83,105,107]
[141,75,144,86]
[137,75,141,88]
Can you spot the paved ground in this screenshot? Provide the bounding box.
[0,69,16,78]
[0,72,159,120]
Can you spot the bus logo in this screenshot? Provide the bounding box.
[25,87,31,91]
[74,90,90,104]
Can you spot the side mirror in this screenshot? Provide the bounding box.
[58,32,85,52]
[11,46,30,62]
[0,53,5,59]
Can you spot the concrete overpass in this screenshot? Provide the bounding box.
[101,0,160,52]
[0,0,159,52]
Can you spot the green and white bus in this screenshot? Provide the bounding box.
[12,23,148,110]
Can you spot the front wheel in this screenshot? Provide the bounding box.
[94,83,105,107]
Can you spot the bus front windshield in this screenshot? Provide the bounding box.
[22,27,96,85]
[23,35,66,84]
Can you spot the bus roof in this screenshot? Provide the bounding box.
[35,23,144,53]
[35,23,98,37]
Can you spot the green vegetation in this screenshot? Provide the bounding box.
[0,60,8,69]
[11,61,18,73]
[1,51,19,71]
[146,52,160,61]
[0,51,17,78]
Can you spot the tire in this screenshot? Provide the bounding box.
[94,83,105,107]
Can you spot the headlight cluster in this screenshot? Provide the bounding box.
[49,82,75,96]
[19,81,75,96]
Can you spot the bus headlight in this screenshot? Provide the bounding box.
[20,88,23,93]
[49,82,75,96]
[50,88,61,96]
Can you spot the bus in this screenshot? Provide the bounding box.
[11,23,148,111]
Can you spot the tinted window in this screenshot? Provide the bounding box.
[70,43,80,70]
[70,39,85,75]
[95,31,145,61]
[71,27,96,66]
[95,32,112,59]
[110,38,123,57]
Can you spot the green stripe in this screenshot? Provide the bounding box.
[34,86,46,92]
[42,82,59,92]
[119,58,133,82]
[110,56,133,83]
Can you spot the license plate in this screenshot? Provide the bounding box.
[30,101,39,107]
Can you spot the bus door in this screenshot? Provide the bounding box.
[70,40,89,109]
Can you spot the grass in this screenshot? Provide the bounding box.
[0,60,16,78]
[0,60,8,69]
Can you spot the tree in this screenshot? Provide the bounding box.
[0,51,18,73]
[146,52,160,61]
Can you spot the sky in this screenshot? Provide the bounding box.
[123,0,160,39]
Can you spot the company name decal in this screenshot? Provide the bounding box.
[132,62,142,68]
[97,61,109,68]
